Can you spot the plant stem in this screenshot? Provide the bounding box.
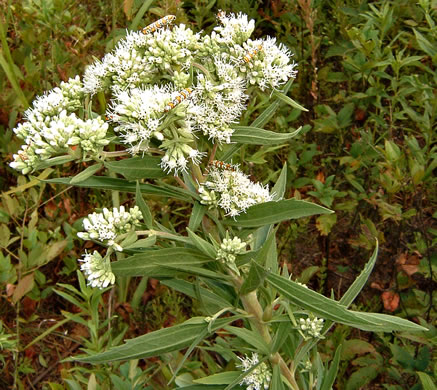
[232,274,300,389]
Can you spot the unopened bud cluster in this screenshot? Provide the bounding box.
[216,236,247,264]
[199,164,273,217]
[79,251,115,289]
[299,316,324,339]
[238,353,272,390]
[77,206,142,252]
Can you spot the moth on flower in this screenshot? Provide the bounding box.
[208,160,236,172]
[164,87,193,112]
[141,15,176,35]
[242,44,263,64]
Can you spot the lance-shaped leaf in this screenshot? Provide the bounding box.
[135,181,153,229]
[74,317,236,363]
[240,260,268,295]
[111,248,212,277]
[226,199,333,227]
[193,372,241,385]
[188,202,207,231]
[224,326,270,354]
[46,176,192,201]
[70,163,103,184]
[230,126,301,145]
[263,265,427,332]
[320,345,342,390]
[105,156,166,180]
[162,279,231,311]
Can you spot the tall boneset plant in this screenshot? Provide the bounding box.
[10,11,425,389]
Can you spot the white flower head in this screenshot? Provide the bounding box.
[215,11,255,44]
[79,251,115,289]
[237,353,272,390]
[199,164,273,216]
[78,206,142,251]
[299,316,324,339]
[239,38,298,90]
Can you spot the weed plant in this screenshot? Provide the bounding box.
[0,1,436,389]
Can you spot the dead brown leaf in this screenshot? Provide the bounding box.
[12,273,34,304]
[381,291,400,312]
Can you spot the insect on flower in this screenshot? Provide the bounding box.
[217,10,226,20]
[241,44,263,64]
[141,15,176,35]
[164,87,193,112]
[208,160,236,172]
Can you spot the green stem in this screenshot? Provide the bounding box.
[131,276,148,310]
[231,274,300,389]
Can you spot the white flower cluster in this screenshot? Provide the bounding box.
[216,235,247,264]
[11,110,109,174]
[77,206,143,252]
[9,76,112,174]
[11,12,297,176]
[83,24,200,94]
[214,11,255,45]
[79,251,115,289]
[200,11,298,91]
[237,37,298,91]
[25,76,84,120]
[299,316,324,339]
[199,164,273,217]
[238,353,272,390]
[106,85,204,173]
[187,74,247,143]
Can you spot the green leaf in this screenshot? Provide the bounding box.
[263,266,426,332]
[187,228,217,259]
[105,156,166,180]
[111,248,212,277]
[230,126,302,145]
[340,242,378,306]
[69,163,103,184]
[34,155,75,170]
[271,163,288,201]
[352,312,428,332]
[74,317,235,363]
[417,372,437,390]
[270,321,292,354]
[162,279,231,311]
[46,176,192,201]
[123,236,156,250]
[320,345,342,390]
[413,29,437,57]
[225,199,333,227]
[272,364,286,390]
[345,366,379,390]
[255,227,278,272]
[224,326,270,354]
[189,202,207,231]
[193,372,241,385]
[272,91,308,111]
[251,78,294,128]
[136,181,153,229]
[240,260,268,295]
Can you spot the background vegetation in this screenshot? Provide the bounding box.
[0,0,435,388]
